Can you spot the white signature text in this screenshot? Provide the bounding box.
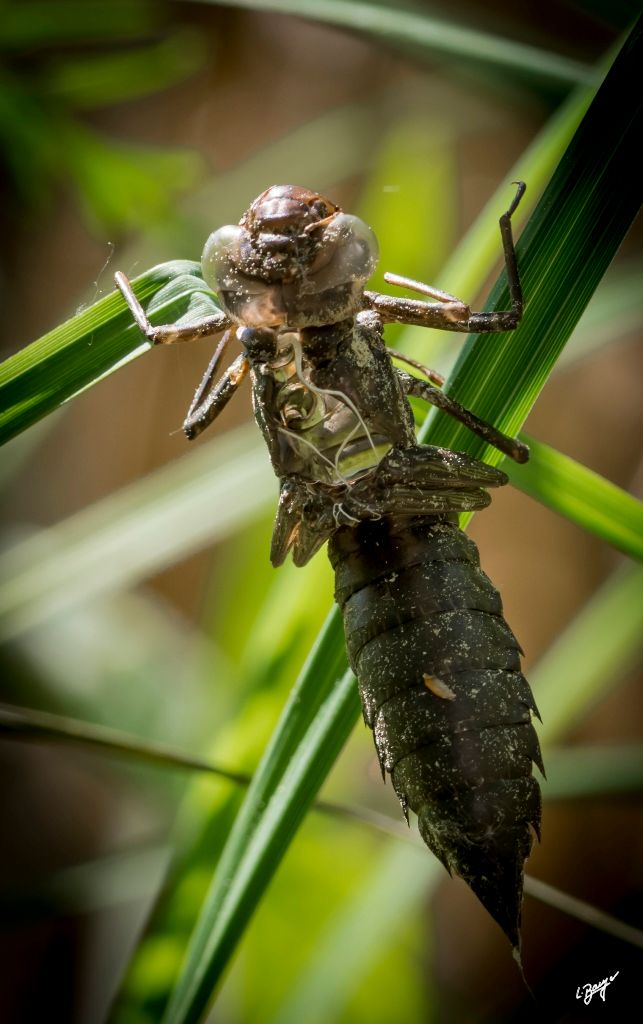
[576,971,619,1005]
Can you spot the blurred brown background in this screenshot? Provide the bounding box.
[1,2,641,1022]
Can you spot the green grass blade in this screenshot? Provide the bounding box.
[533,563,643,745]
[543,744,643,799]
[522,876,643,949]
[163,644,359,1024]
[43,32,205,110]
[420,19,642,461]
[0,262,221,445]
[189,0,595,84]
[0,424,272,642]
[508,437,643,561]
[0,702,252,786]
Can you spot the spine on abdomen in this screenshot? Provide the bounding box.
[328,514,543,948]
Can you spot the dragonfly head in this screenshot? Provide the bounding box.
[201,185,378,329]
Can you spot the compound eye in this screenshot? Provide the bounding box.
[201,224,243,291]
[305,213,379,292]
[332,214,379,280]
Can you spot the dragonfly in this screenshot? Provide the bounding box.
[115,183,542,953]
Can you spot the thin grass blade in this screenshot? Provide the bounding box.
[163,650,359,1024]
[542,744,643,799]
[188,0,595,84]
[523,877,643,949]
[0,702,251,786]
[533,563,643,744]
[0,424,272,642]
[420,19,642,462]
[0,262,220,445]
[508,437,643,561]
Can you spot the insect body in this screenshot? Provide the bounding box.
[116,184,542,950]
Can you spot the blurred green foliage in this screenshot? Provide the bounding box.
[0,0,204,229]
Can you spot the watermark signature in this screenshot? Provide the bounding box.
[576,971,619,1005]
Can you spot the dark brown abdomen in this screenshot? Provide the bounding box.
[328,514,542,948]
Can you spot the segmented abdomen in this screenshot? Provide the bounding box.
[328,513,543,947]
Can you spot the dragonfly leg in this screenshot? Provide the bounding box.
[468,180,524,333]
[363,182,525,334]
[382,272,464,305]
[186,329,233,408]
[183,352,249,440]
[398,371,529,464]
[387,348,444,386]
[115,271,231,345]
[363,292,470,331]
